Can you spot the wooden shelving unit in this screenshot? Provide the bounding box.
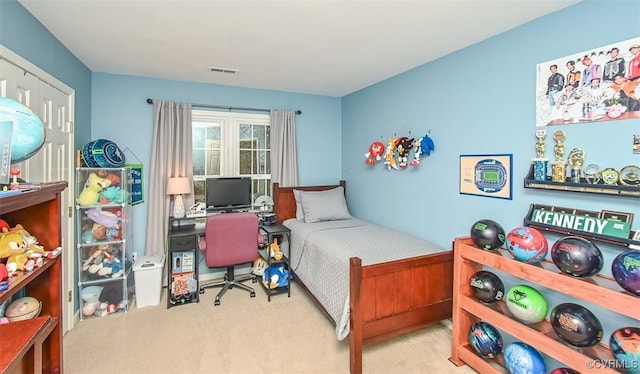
[449,236,637,373]
[0,183,67,373]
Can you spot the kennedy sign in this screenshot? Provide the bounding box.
[530,209,631,239]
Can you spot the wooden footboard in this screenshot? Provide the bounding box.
[349,251,454,374]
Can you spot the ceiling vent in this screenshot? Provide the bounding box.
[209,66,239,74]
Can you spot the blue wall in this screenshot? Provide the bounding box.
[91,73,342,254]
[0,0,92,145]
[342,0,640,249]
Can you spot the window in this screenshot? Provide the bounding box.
[192,110,271,207]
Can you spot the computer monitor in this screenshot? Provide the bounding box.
[205,177,252,212]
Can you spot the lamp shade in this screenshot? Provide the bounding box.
[166,177,191,195]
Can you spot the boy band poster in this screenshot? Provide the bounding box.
[536,36,640,126]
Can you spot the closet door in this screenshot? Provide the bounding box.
[0,52,75,334]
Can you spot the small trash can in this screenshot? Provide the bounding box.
[132,254,164,308]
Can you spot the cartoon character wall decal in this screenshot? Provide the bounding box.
[365,141,386,166]
[383,138,398,171]
[395,137,415,168]
[410,135,435,166]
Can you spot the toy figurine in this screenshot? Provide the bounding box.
[364,141,385,166]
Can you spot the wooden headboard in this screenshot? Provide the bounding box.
[272,180,346,224]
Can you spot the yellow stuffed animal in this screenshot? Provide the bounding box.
[269,238,283,261]
[77,173,112,206]
[0,227,39,275]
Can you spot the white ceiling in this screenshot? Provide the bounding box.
[19,0,580,97]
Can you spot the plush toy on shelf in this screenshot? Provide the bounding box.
[251,257,267,276]
[0,225,44,275]
[99,186,127,204]
[262,263,289,290]
[77,173,112,206]
[269,238,283,261]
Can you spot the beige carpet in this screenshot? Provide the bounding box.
[64,281,477,374]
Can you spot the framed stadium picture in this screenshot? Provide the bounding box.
[459,154,512,200]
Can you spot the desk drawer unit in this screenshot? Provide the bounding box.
[170,235,197,251]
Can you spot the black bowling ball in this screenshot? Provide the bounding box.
[470,219,506,250]
[469,270,504,304]
[551,236,603,277]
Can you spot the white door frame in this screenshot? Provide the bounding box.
[0,44,76,333]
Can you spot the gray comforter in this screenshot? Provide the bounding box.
[283,218,446,340]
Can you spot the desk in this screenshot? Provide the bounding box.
[167,223,203,308]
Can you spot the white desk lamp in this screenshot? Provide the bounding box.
[167,177,191,219]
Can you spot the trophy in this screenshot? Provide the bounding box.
[552,130,567,183]
[567,148,585,183]
[533,129,548,181]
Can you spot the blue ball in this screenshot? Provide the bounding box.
[612,249,640,296]
[468,322,503,358]
[82,139,126,168]
[504,342,546,374]
[0,97,45,163]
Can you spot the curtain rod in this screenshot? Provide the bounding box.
[146,98,301,115]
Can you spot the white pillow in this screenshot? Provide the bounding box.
[300,186,351,223]
[293,189,304,220]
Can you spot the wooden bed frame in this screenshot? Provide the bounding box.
[272,181,454,374]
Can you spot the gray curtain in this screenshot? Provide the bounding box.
[145,101,194,257]
[270,110,298,187]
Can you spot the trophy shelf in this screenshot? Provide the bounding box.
[524,164,640,198]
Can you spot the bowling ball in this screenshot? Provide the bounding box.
[504,342,546,374]
[469,270,504,304]
[470,219,506,250]
[551,236,603,277]
[468,321,503,358]
[611,249,640,296]
[550,303,603,347]
[505,226,549,263]
[505,284,548,324]
[609,326,640,374]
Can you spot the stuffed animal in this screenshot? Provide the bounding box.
[0,226,41,275]
[251,257,267,276]
[383,138,398,171]
[395,136,415,168]
[262,263,289,290]
[269,238,283,261]
[364,141,385,166]
[99,186,127,204]
[410,134,435,166]
[86,208,121,228]
[77,173,111,206]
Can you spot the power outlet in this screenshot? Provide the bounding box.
[131,251,138,263]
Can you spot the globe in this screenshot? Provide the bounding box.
[0,97,45,163]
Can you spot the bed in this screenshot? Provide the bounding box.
[272,181,454,374]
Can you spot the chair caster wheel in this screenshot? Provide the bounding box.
[252,277,257,283]
[214,298,221,306]
[250,291,256,298]
[199,289,205,294]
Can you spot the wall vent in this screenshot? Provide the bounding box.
[209,66,239,74]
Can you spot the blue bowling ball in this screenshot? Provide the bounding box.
[468,321,503,358]
[610,327,640,374]
[504,342,546,374]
